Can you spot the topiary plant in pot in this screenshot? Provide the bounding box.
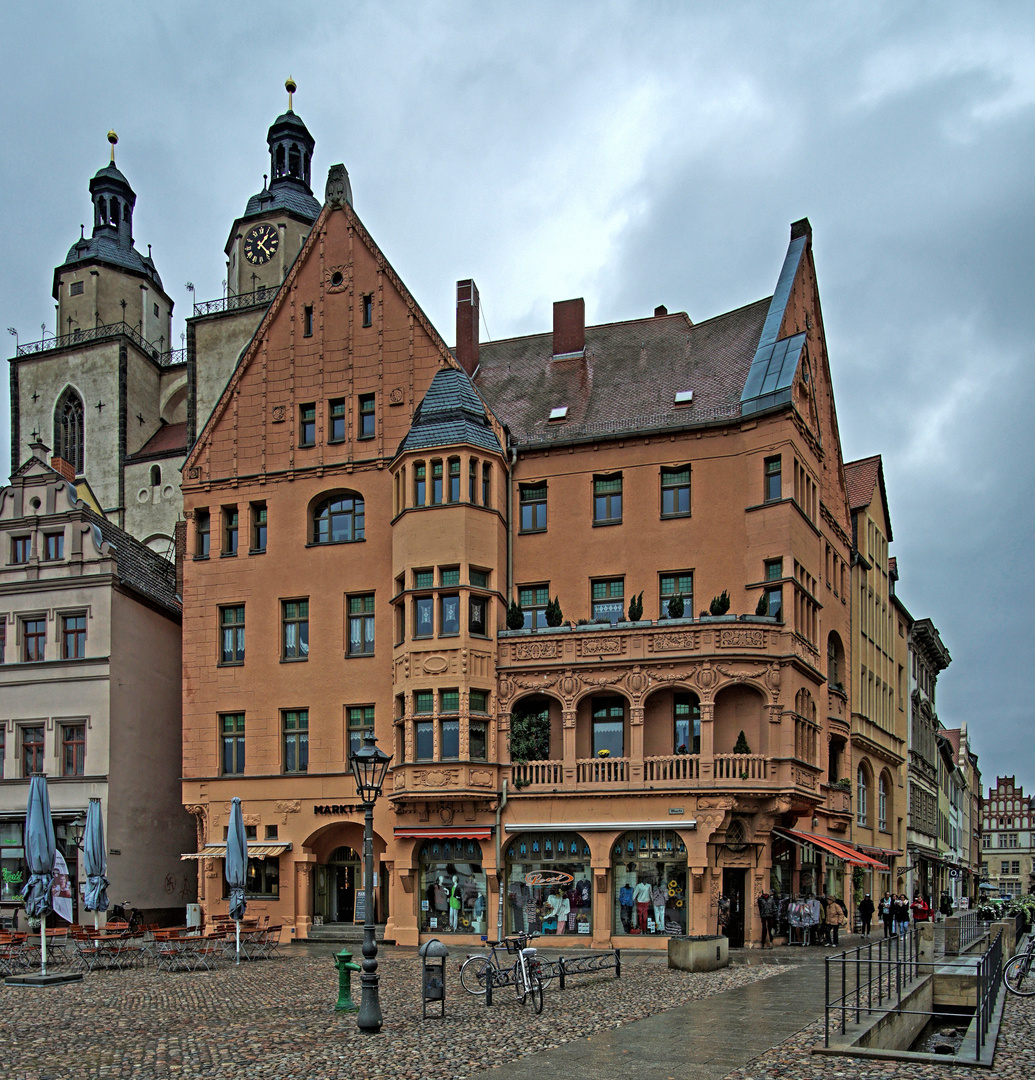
[544,596,564,627]
[628,591,644,622]
[506,598,525,630]
[710,590,731,616]
[733,730,751,754]
[667,593,685,619]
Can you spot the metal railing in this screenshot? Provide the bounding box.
[15,322,182,365]
[193,286,275,317]
[824,927,1001,1064]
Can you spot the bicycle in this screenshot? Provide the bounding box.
[511,934,544,1014]
[1003,931,1035,995]
[459,933,548,1011]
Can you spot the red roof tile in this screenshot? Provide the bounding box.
[844,455,881,511]
[127,421,188,461]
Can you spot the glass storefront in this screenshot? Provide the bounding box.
[1,822,25,904]
[419,839,487,935]
[611,829,688,936]
[505,832,593,936]
[770,835,793,897]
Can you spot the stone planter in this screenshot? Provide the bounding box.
[667,934,729,972]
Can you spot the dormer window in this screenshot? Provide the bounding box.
[549,407,568,422]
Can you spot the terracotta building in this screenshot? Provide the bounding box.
[180,123,891,946]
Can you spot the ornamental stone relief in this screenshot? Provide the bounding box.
[413,769,460,788]
[271,406,286,423]
[513,640,561,661]
[468,769,493,787]
[274,801,301,815]
[422,654,449,674]
[576,636,623,658]
[650,631,699,653]
[718,628,765,649]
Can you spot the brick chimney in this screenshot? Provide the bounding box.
[50,456,75,482]
[553,298,585,357]
[455,279,480,376]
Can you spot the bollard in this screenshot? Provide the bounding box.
[334,947,361,1012]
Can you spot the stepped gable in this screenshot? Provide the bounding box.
[473,299,769,445]
[396,367,503,456]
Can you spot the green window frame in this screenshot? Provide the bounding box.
[660,467,691,518]
[520,484,547,533]
[593,474,622,524]
[283,710,309,773]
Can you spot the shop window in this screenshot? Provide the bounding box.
[347,705,374,762]
[282,710,308,773]
[222,508,239,555]
[359,394,376,440]
[299,403,316,446]
[660,467,690,518]
[612,830,688,937]
[329,398,346,443]
[659,572,693,619]
[764,456,782,502]
[591,578,624,622]
[448,458,461,502]
[22,725,45,775]
[219,605,245,665]
[348,594,375,655]
[195,510,210,558]
[22,618,46,662]
[0,822,24,901]
[592,697,625,757]
[282,600,309,661]
[505,832,592,937]
[312,493,364,543]
[674,693,700,755]
[61,613,86,659]
[593,474,622,524]
[250,502,267,553]
[518,584,549,629]
[221,714,245,775]
[44,533,64,561]
[519,484,547,533]
[11,536,31,564]
[245,856,279,897]
[440,594,460,636]
[419,839,486,935]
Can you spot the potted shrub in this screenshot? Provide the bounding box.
[545,596,564,627]
[667,593,685,619]
[597,748,611,758]
[628,592,644,622]
[834,777,852,792]
[710,590,731,616]
[733,731,751,755]
[506,598,525,630]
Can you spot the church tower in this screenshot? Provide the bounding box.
[10,133,185,556]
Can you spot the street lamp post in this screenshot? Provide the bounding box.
[348,733,392,1033]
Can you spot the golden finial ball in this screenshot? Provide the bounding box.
[285,78,297,95]
[108,130,118,147]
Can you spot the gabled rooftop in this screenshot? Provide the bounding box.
[396,366,503,457]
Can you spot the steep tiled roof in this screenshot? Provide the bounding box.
[126,421,188,461]
[243,184,321,222]
[474,300,770,445]
[87,510,180,616]
[844,455,880,510]
[397,367,503,456]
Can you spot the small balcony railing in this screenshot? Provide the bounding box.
[512,760,564,788]
[193,285,275,317]
[644,754,700,782]
[576,757,630,784]
[15,322,182,366]
[713,754,768,780]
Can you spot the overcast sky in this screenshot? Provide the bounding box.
[2,2,1032,792]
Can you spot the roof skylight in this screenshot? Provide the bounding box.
[548,406,569,421]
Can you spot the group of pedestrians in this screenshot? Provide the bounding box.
[786,893,849,946]
[874,891,933,936]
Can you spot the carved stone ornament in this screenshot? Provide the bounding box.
[439,804,454,825]
[414,769,459,788]
[389,387,404,406]
[559,670,580,702]
[324,163,354,209]
[187,467,201,479]
[696,663,717,691]
[577,636,623,657]
[271,405,286,423]
[625,667,648,700]
[497,677,513,705]
[719,628,765,649]
[652,631,699,653]
[514,640,561,661]
[469,769,493,787]
[326,264,348,292]
[422,654,449,674]
[296,863,314,881]
[274,801,301,814]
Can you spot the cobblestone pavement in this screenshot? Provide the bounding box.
[0,948,786,1080]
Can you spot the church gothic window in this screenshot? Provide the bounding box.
[54,389,85,475]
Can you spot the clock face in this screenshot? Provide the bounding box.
[243,223,280,265]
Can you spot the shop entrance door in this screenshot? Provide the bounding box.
[327,846,361,923]
[723,868,746,947]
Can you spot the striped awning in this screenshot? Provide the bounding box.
[180,842,292,860]
[773,828,888,869]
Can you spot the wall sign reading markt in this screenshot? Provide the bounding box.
[314,804,363,816]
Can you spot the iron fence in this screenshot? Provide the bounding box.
[15,322,181,366]
[975,929,1003,1061]
[193,286,275,317]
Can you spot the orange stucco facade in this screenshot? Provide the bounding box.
[182,168,858,949]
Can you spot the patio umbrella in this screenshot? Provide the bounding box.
[978,882,998,891]
[225,797,247,964]
[21,774,56,976]
[82,798,109,932]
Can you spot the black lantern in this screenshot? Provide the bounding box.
[68,814,87,851]
[350,735,392,804]
[348,733,393,1033]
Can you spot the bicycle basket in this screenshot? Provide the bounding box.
[503,937,524,954]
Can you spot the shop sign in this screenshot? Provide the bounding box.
[313,804,361,816]
[2,869,23,884]
[668,808,684,815]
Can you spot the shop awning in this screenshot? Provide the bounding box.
[772,828,888,869]
[857,844,901,861]
[394,828,492,840]
[180,842,292,860]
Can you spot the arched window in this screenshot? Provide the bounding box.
[97,197,106,226]
[879,773,889,832]
[828,632,845,689]
[150,464,162,487]
[312,493,364,543]
[53,389,85,475]
[857,766,869,827]
[275,145,285,178]
[288,143,301,178]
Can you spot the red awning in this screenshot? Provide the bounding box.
[774,828,889,869]
[394,827,492,840]
[858,844,902,860]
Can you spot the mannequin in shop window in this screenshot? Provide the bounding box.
[618,881,634,932]
[633,877,652,934]
[449,875,461,931]
[651,880,667,933]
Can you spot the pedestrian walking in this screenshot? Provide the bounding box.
[894,894,911,936]
[880,891,894,937]
[859,893,875,937]
[824,893,846,947]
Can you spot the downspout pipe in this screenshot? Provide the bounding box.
[496,779,508,941]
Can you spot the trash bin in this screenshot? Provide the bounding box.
[418,938,450,1019]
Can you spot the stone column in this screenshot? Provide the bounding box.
[562,710,577,784]
[699,702,715,780]
[295,861,315,940]
[629,706,644,783]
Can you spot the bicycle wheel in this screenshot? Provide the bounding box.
[459,955,494,995]
[530,973,544,1014]
[1004,955,1035,996]
[513,960,527,1004]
